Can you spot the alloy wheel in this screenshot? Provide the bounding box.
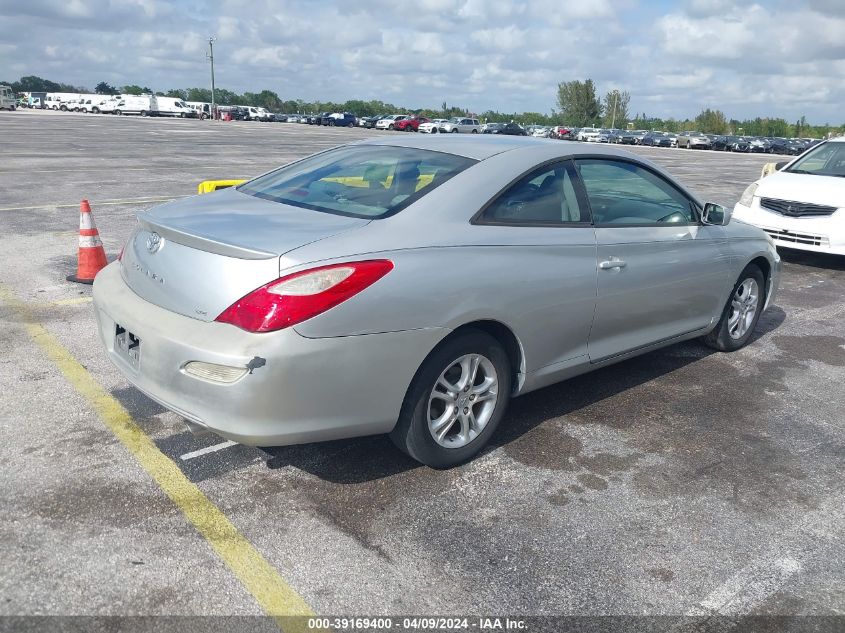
[728,278,759,339]
[427,354,499,448]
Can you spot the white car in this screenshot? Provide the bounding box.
[577,127,601,142]
[531,127,550,138]
[733,137,845,255]
[439,117,481,134]
[419,118,447,134]
[376,114,408,130]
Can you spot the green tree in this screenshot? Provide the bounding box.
[694,108,728,134]
[252,89,282,110]
[213,88,239,105]
[122,85,149,95]
[95,82,118,95]
[601,90,630,128]
[556,79,602,126]
[186,88,212,102]
[165,89,187,99]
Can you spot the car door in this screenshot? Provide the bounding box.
[474,160,597,374]
[573,157,732,362]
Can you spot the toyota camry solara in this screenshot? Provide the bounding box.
[93,136,781,468]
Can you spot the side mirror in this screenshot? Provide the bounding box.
[775,161,788,170]
[702,202,732,226]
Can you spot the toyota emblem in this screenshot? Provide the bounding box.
[146,232,163,254]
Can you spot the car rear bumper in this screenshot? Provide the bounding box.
[733,202,845,255]
[92,262,448,446]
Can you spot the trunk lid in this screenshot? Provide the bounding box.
[122,188,370,322]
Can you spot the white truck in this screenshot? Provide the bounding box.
[78,96,116,113]
[19,92,46,108]
[44,93,84,111]
[112,95,158,116]
[241,105,272,121]
[0,85,16,111]
[186,101,211,119]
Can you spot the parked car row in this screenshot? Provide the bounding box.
[17,93,825,155]
[272,112,488,134]
[541,126,821,155]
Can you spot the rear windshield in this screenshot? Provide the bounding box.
[238,145,477,219]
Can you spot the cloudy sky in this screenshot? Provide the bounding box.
[1,0,844,123]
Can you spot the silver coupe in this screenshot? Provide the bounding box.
[93,136,781,468]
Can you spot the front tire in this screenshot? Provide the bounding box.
[704,264,765,352]
[390,330,511,468]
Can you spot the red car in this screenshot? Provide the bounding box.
[394,115,430,132]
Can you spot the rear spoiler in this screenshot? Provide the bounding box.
[137,211,276,260]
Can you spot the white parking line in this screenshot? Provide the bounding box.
[179,440,238,461]
[686,557,802,616]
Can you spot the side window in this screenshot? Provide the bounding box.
[482,162,584,224]
[576,159,696,225]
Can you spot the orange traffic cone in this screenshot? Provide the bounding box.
[67,199,108,284]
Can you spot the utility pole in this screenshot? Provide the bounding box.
[207,37,216,120]
[611,91,618,129]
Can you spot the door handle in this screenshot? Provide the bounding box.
[599,258,627,270]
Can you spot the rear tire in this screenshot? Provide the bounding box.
[115,110,122,116]
[390,330,511,468]
[704,264,765,352]
[140,110,147,117]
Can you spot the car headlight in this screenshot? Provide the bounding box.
[739,182,758,207]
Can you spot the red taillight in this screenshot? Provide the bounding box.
[215,260,394,333]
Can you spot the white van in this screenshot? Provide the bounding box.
[157,97,196,118]
[112,95,158,116]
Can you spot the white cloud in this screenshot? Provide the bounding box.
[1,0,844,123]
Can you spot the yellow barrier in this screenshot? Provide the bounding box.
[198,174,435,195]
[197,179,247,194]
[760,163,778,179]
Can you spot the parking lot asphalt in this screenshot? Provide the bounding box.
[1,110,843,627]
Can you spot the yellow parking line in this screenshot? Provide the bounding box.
[0,196,184,212]
[0,285,316,632]
[51,296,94,306]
